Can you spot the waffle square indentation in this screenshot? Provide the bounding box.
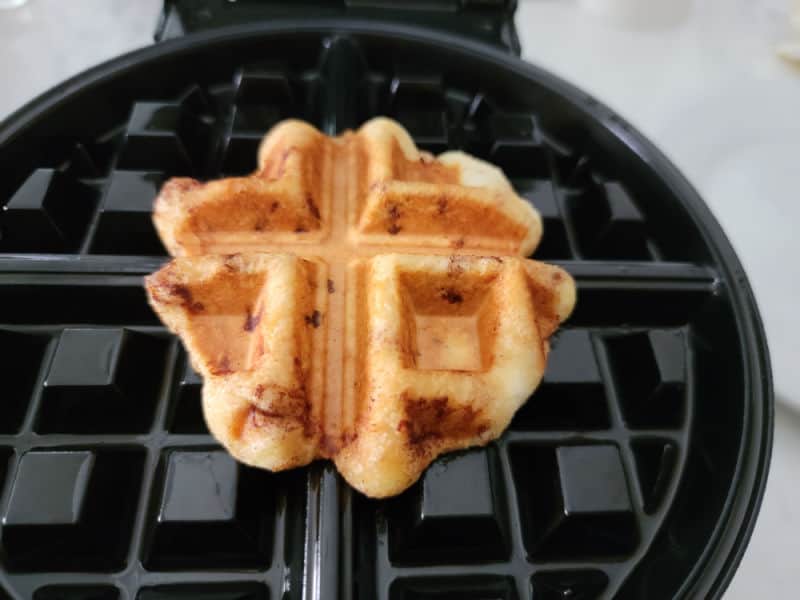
[388,449,508,564]
[39,328,168,434]
[0,329,48,433]
[512,330,609,431]
[143,449,275,570]
[2,448,145,572]
[511,444,638,560]
[91,171,167,255]
[604,330,686,429]
[1,169,97,252]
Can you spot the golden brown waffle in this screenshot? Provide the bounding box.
[145,117,576,497]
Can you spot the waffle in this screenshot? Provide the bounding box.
[145,118,576,497]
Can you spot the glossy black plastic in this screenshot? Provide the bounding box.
[156,0,521,53]
[0,21,771,600]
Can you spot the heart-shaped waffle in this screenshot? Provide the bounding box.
[145,118,575,497]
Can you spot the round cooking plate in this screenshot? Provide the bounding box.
[0,21,771,600]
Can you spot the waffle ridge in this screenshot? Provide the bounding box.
[145,117,575,497]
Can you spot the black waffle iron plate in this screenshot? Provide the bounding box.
[0,14,772,600]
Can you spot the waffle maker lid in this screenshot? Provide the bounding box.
[0,2,772,599]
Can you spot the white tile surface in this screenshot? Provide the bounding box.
[0,0,795,597]
[0,0,159,119]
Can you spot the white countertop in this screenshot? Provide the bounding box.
[1,0,797,596]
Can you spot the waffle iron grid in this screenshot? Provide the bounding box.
[0,26,770,600]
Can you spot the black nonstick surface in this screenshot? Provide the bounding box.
[0,21,772,600]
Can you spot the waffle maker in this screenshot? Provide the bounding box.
[0,1,772,598]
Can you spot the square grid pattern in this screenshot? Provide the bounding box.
[351,326,690,600]
[0,37,716,600]
[0,326,305,599]
[0,44,662,265]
